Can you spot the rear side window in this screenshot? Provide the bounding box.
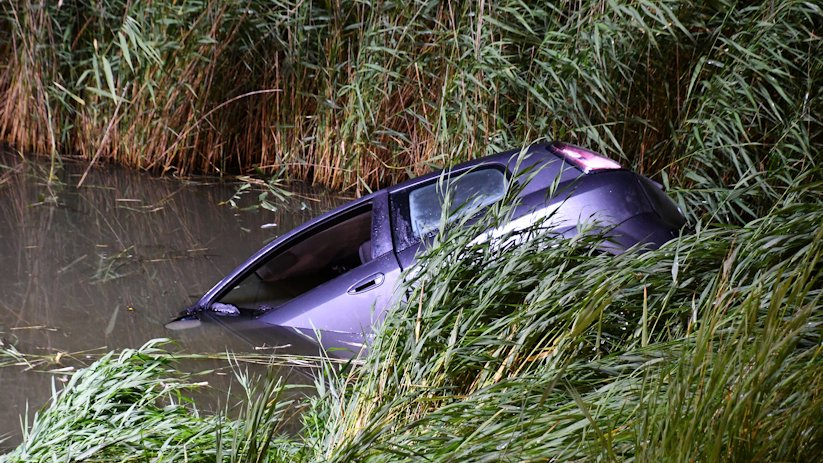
[408,168,507,238]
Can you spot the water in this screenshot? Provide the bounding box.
[0,151,345,446]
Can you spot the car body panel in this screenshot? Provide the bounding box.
[254,251,400,333]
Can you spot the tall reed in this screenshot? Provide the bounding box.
[1,1,819,200]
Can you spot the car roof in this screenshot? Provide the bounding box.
[280,142,575,244]
[385,143,568,194]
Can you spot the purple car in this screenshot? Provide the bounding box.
[171,142,685,344]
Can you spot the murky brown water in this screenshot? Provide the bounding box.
[0,151,345,446]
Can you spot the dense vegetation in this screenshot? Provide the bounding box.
[1,0,821,461]
[2,1,819,194]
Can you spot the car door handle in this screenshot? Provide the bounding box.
[348,272,385,295]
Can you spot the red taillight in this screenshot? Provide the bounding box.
[550,142,621,173]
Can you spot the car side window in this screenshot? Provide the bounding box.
[408,168,507,238]
[217,203,373,309]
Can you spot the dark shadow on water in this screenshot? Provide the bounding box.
[0,150,346,447]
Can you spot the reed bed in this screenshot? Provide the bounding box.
[1,0,819,195]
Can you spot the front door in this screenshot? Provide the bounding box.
[215,191,401,335]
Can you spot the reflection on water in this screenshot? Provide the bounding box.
[0,151,345,446]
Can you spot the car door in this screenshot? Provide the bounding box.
[249,190,401,334]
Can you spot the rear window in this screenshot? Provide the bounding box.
[408,168,507,238]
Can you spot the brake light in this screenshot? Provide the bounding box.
[550,142,621,173]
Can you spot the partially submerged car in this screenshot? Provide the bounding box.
[171,141,686,342]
